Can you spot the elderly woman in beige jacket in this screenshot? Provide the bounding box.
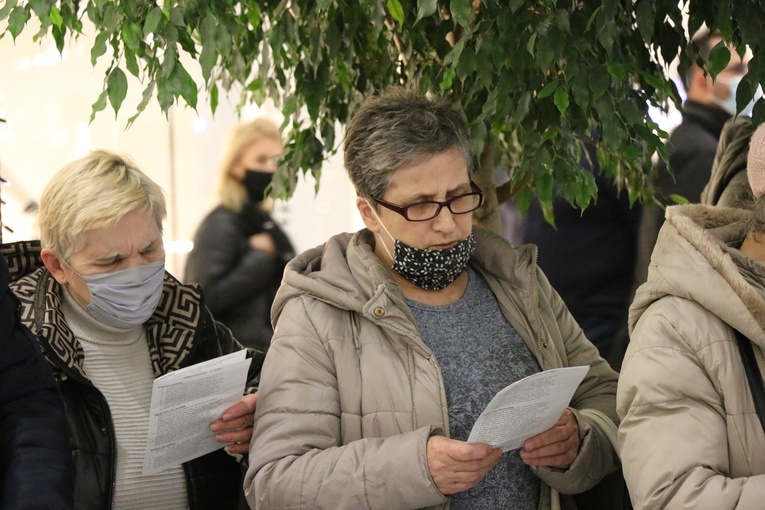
[245,87,620,509]
[618,123,765,509]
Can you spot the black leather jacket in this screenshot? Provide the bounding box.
[185,202,295,352]
[2,241,265,510]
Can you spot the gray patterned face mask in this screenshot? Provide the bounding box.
[366,199,476,290]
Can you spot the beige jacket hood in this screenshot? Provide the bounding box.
[247,227,619,510]
[619,204,765,509]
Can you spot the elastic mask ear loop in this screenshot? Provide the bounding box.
[61,258,85,282]
[364,198,396,264]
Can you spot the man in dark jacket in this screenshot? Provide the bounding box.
[0,253,73,509]
[636,31,751,284]
[520,143,641,371]
[3,150,265,510]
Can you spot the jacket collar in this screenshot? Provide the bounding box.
[683,100,732,140]
[2,240,202,381]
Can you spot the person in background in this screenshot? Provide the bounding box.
[1,150,265,510]
[635,30,750,284]
[185,118,295,353]
[618,123,765,508]
[245,87,619,509]
[0,253,73,509]
[519,142,641,371]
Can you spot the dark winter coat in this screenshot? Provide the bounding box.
[1,240,265,510]
[0,253,73,509]
[635,100,732,286]
[185,203,295,352]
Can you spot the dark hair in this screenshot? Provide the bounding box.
[344,86,473,200]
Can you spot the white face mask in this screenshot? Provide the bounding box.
[70,260,165,328]
[711,75,762,117]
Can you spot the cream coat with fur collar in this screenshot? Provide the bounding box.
[619,204,765,509]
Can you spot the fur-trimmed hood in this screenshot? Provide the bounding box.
[630,203,765,345]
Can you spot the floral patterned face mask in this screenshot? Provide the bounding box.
[366,198,476,290]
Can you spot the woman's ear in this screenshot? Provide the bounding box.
[41,248,70,285]
[356,196,380,233]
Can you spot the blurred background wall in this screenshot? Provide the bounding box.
[0,25,363,276]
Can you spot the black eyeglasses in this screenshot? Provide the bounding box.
[372,181,484,222]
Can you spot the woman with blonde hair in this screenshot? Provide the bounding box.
[185,118,295,352]
[2,149,263,509]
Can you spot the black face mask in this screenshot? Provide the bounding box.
[243,169,273,202]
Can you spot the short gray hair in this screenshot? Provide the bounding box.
[344,86,473,199]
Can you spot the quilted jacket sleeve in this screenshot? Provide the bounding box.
[532,267,621,495]
[618,299,765,509]
[244,297,446,510]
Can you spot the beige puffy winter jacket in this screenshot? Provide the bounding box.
[619,204,765,509]
[246,228,619,510]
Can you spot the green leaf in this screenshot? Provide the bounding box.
[589,65,611,99]
[707,42,731,79]
[540,198,556,229]
[89,89,108,123]
[215,24,232,55]
[200,45,217,84]
[162,47,176,77]
[157,82,174,112]
[246,4,262,28]
[200,13,216,42]
[537,81,558,99]
[8,7,30,39]
[535,34,555,72]
[125,47,140,77]
[456,46,476,81]
[52,25,65,53]
[585,6,601,32]
[640,71,667,91]
[210,82,219,114]
[450,0,473,27]
[169,6,185,27]
[635,0,655,43]
[553,88,569,114]
[49,5,63,29]
[386,0,404,26]
[169,62,198,108]
[537,171,554,201]
[91,30,110,65]
[669,193,689,205]
[440,67,456,91]
[107,67,128,116]
[541,128,558,142]
[0,0,18,21]
[416,0,437,23]
[122,21,142,50]
[127,80,156,127]
[606,61,625,80]
[509,0,525,14]
[143,7,163,36]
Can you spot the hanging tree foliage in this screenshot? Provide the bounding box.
[3,0,765,231]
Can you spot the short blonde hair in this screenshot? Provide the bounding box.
[39,150,167,260]
[217,118,281,212]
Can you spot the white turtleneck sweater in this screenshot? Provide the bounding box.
[62,291,188,509]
